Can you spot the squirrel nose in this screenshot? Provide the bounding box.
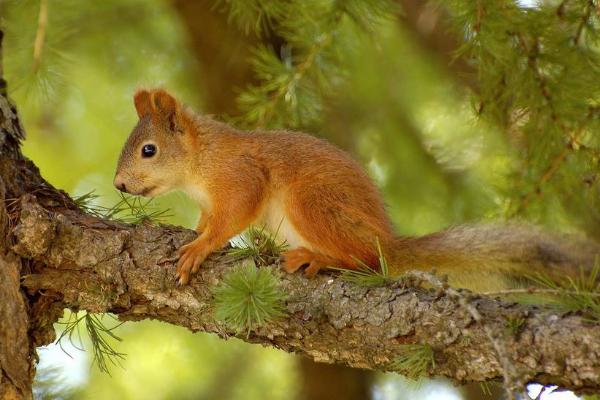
[113,176,127,193]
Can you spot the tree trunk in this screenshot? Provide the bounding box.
[396,0,478,91]
[0,28,65,398]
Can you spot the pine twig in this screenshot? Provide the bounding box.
[515,108,595,214]
[255,31,335,128]
[517,126,585,212]
[482,287,600,298]
[32,0,48,72]
[511,20,599,215]
[573,0,594,45]
[474,0,484,33]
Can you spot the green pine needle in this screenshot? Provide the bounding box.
[487,262,600,322]
[228,225,288,266]
[504,315,526,336]
[336,238,394,287]
[479,381,493,397]
[338,0,396,33]
[212,262,288,335]
[55,312,125,375]
[216,0,286,35]
[233,0,395,129]
[525,263,600,322]
[390,344,435,381]
[73,190,172,224]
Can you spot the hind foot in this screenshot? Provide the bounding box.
[282,247,340,278]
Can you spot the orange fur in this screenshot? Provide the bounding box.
[133,90,153,118]
[115,89,600,290]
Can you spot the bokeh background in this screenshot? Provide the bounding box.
[3,0,600,399]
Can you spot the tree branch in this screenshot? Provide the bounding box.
[8,194,600,392]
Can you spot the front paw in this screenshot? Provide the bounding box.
[176,240,207,285]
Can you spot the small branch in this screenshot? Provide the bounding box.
[511,28,597,214]
[474,0,484,33]
[572,0,594,45]
[515,109,594,214]
[254,19,337,128]
[517,129,583,211]
[483,287,600,298]
[32,0,48,72]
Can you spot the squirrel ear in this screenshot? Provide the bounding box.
[151,90,178,116]
[150,89,180,131]
[133,90,153,118]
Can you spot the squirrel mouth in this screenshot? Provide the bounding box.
[139,185,157,197]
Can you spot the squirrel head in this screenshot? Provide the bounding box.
[114,89,191,197]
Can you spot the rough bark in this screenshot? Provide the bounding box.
[0,233,31,400]
[0,51,36,397]
[5,192,600,393]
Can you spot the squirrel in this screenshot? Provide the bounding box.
[113,88,600,291]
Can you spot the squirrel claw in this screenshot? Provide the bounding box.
[176,269,191,285]
[176,240,206,285]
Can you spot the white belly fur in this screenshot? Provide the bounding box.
[181,183,211,211]
[255,197,310,250]
[182,183,307,249]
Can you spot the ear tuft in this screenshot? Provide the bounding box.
[133,89,153,118]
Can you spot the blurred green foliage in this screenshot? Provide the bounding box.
[75,321,298,400]
[3,0,599,398]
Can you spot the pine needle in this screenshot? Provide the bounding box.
[73,190,172,224]
[486,263,600,322]
[335,238,394,287]
[233,0,395,129]
[228,225,288,266]
[480,381,493,397]
[390,344,435,381]
[526,263,600,322]
[55,312,125,375]
[212,262,287,336]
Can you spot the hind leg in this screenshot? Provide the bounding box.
[282,247,346,278]
[281,184,388,277]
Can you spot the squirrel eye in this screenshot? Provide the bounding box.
[141,144,156,158]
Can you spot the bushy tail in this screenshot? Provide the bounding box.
[389,224,600,292]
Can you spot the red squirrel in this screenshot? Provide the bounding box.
[114,89,600,291]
